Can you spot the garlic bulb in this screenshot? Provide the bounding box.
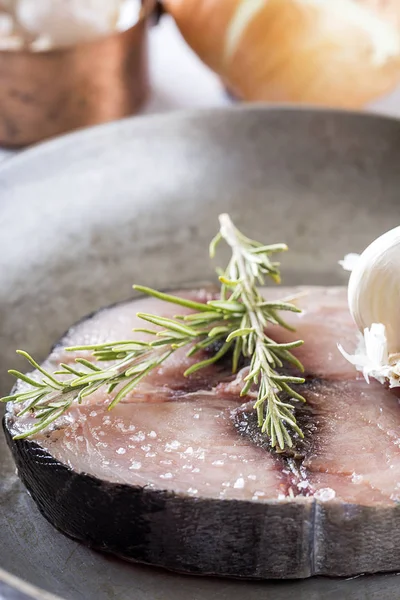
[165,0,400,108]
[348,226,400,355]
[338,226,400,388]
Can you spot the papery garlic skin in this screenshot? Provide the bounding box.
[347,226,400,355]
[338,323,390,385]
[338,323,400,388]
[339,253,361,272]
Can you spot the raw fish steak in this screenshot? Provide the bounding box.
[4,287,400,579]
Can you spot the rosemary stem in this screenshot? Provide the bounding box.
[3,212,304,448]
[219,214,303,449]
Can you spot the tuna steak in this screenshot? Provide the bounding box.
[4,287,400,579]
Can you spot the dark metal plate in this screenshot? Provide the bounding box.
[1,107,400,599]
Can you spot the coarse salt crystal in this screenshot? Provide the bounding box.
[129,461,141,470]
[314,487,336,502]
[165,441,180,452]
[15,0,142,49]
[233,477,245,489]
[297,480,309,490]
[130,432,145,442]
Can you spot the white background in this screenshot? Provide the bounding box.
[2,15,400,163]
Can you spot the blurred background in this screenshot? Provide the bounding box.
[1,0,400,161]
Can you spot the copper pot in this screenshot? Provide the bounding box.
[0,0,157,148]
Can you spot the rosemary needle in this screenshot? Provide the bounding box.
[2,214,305,449]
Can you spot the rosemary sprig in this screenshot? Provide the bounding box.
[216,214,305,448]
[2,214,305,448]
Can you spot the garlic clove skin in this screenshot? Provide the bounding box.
[338,323,390,385]
[338,323,400,388]
[348,225,400,355]
[338,253,360,272]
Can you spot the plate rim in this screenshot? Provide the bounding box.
[1,104,399,179]
[0,566,63,600]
